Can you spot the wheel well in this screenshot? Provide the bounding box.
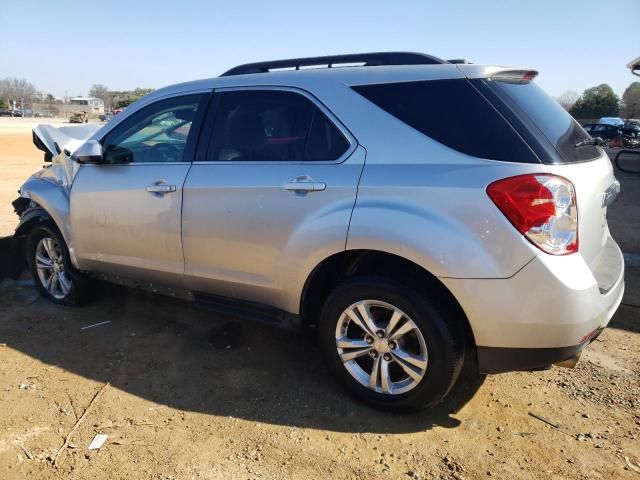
[9,207,58,279]
[300,250,477,352]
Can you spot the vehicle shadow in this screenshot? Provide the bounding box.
[0,281,484,434]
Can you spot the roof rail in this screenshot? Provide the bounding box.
[220,52,448,77]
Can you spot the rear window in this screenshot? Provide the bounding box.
[485,80,600,163]
[352,79,538,163]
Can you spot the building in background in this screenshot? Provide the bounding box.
[69,97,104,113]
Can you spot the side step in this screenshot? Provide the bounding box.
[193,291,300,331]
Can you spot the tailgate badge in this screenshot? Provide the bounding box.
[602,180,620,208]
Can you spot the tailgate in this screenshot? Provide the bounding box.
[473,74,621,273]
[545,153,619,272]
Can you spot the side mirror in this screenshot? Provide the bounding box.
[72,140,103,164]
[615,149,640,174]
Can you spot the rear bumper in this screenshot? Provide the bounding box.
[477,328,603,374]
[441,236,624,372]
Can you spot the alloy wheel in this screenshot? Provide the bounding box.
[335,300,428,395]
[35,236,72,300]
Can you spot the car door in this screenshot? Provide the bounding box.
[70,92,209,285]
[603,125,620,140]
[182,87,364,312]
[589,124,604,137]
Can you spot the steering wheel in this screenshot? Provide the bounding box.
[149,143,182,162]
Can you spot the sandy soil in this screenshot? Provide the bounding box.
[0,120,639,479]
[0,122,42,236]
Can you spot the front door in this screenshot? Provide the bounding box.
[182,87,364,312]
[70,93,208,284]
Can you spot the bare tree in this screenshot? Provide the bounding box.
[620,82,640,119]
[0,77,36,104]
[556,90,579,111]
[89,84,112,109]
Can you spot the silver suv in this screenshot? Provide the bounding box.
[9,53,624,412]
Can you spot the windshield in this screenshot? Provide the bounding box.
[485,80,601,163]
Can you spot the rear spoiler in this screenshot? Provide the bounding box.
[456,65,539,83]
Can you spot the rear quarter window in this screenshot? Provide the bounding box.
[484,80,600,163]
[352,79,538,163]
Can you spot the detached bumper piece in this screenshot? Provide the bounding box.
[478,328,603,374]
[0,235,25,281]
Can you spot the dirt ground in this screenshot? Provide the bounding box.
[0,118,639,480]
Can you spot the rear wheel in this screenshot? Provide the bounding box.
[318,276,464,412]
[27,224,92,306]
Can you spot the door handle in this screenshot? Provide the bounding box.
[146,183,176,194]
[284,176,326,192]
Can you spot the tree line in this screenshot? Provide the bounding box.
[0,77,154,111]
[0,77,36,109]
[88,84,154,110]
[3,75,639,120]
[557,82,640,120]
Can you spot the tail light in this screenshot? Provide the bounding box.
[487,174,578,255]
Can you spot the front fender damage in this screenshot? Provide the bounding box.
[18,176,72,244]
[2,123,87,282]
[1,175,71,281]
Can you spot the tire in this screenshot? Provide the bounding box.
[26,223,92,306]
[318,275,464,412]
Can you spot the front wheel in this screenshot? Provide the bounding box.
[318,276,464,412]
[27,224,92,306]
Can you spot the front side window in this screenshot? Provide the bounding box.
[206,90,349,162]
[102,94,204,164]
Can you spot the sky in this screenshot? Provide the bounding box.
[1,0,638,99]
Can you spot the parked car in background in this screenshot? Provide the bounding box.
[622,121,640,137]
[583,123,640,148]
[598,117,625,127]
[9,52,624,412]
[582,123,621,141]
[0,109,24,117]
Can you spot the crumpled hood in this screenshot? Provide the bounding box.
[33,123,102,157]
[28,123,103,191]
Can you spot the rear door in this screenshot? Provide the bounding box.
[181,87,364,311]
[71,93,208,284]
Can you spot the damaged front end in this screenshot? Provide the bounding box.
[0,123,102,282]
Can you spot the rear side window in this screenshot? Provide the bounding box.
[485,80,599,163]
[206,90,349,162]
[352,79,538,163]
